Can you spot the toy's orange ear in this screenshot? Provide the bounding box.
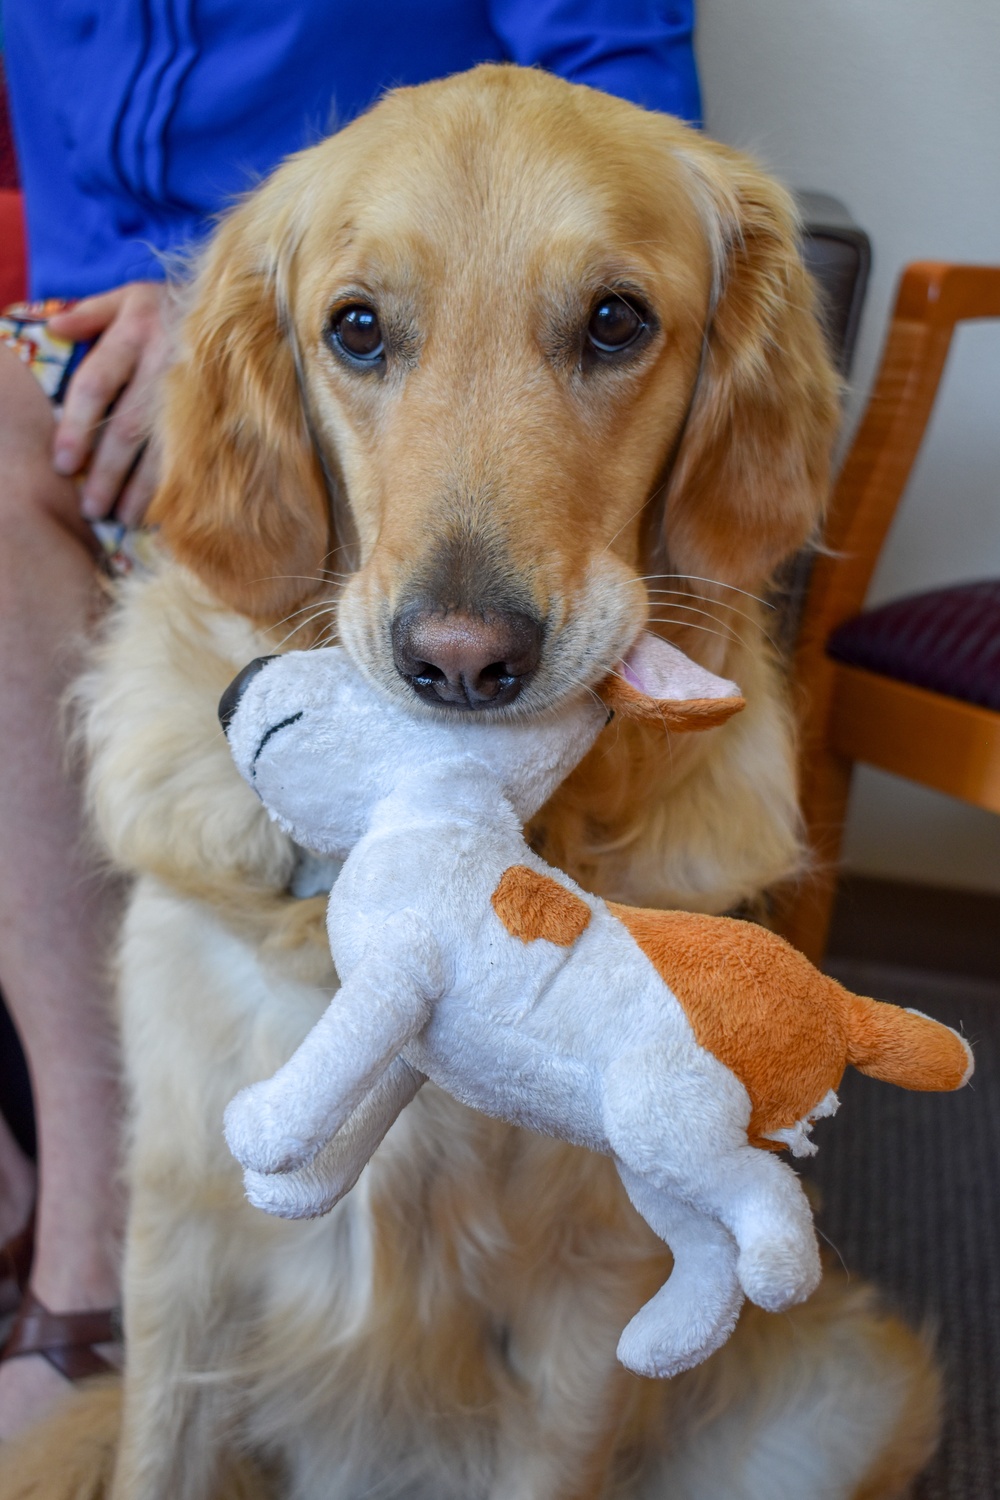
[599,633,745,731]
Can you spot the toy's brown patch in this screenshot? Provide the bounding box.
[607,904,847,1147]
[598,677,745,730]
[606,904,970,1149]
[492,866,591,947]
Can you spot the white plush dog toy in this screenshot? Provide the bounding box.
[221,636,972,1378]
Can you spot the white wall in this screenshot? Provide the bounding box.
[696,0,1000,894]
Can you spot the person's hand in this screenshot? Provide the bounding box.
[48,282,173,526]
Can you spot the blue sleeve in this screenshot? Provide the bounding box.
[489,0,702,125]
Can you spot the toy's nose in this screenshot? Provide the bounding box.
[219,657,277,732]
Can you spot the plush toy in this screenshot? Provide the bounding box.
[220,636,972,1379]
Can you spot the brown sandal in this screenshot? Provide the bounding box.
[1,1289,120,1381]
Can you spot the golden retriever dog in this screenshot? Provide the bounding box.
[2,65,939,1500]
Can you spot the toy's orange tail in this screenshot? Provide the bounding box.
[843,992,972,1091]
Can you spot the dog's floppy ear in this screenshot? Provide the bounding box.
[599,632,744,730]
[661,141,841,590]
[149,179,332,622]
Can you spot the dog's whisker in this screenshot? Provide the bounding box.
[269,600,347,650]
[599,494,662,555]
[644,617,740,645]
[270,598,341,632]
[642,591,766,632]
[644,585,761,621]
[644,604,779,652]
[582,682,611,719]
[273,621,326,651]
[241,574,343,619]
[636,572,774,607]
[645,611,737,635]
[270,600,341,636]
[598,576,757,630]
[643,602,775,649]
[270,615,325,648]
[594,663,632,687]
[265,571,351,585]
[629,570,773,606]
[644,602,745,640]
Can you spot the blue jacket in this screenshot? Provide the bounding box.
[5,1,700,298]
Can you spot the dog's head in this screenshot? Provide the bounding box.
[220,632,744,850]
[152,65,838,718]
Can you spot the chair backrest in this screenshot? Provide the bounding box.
[795,191,871,378]
[796,263,1000,674]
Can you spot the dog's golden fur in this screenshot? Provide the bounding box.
[0,66,940,1499]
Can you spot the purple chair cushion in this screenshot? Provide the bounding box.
[827,579,1000,713]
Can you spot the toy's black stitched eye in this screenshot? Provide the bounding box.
[328,304,384,364]
[586,295,646,354]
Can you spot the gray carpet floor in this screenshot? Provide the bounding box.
[806,960,1000,1500]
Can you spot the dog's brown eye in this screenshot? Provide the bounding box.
[329,304,384,363]
[587,296,646,354]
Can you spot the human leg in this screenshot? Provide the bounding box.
[0,1108,35,1314]
[0,346,124,1438]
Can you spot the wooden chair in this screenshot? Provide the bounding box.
[779,262,1000,962]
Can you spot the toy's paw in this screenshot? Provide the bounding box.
[224,1083,322,1176]
[616,1283,743,1379]
[242,1167,338,1221]
[737,1229,822,1313]
[240,1123,378,1220]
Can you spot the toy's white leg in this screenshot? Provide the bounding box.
[614,1164,743,1378]
[604,1050,820,1318]
[224,910,442,1174]
[694,1148,821,1313]
[242,1057,426,1219]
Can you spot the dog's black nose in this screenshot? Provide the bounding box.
[392,607,542,710]
[218,657,277,732]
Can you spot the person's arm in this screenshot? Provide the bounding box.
[47,282,174,525]
[489,0,702,124]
